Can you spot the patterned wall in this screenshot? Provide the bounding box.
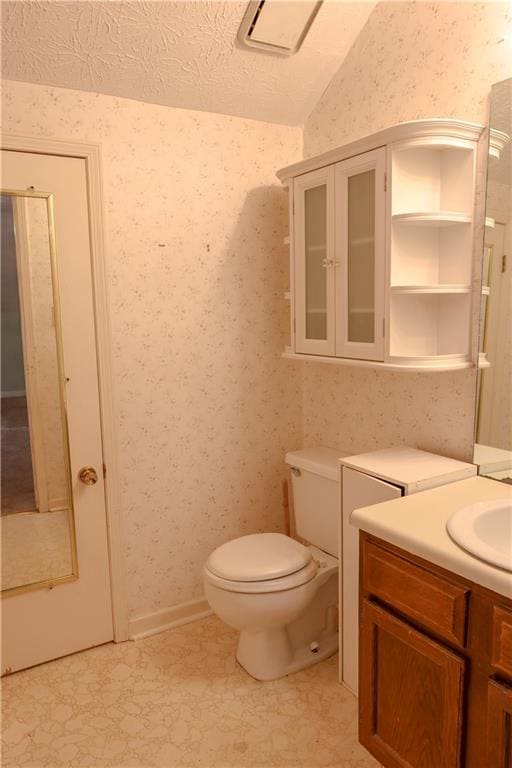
[302,1,512,462]
[2,80,303,620]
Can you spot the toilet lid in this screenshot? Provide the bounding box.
[206,533,312,582]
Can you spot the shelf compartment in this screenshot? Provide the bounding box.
[391,284,471,294]
[392,212,472,226]
[389,293,470,358]
[391,143,475,215]
[391,222,473,285]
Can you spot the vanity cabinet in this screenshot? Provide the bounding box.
[359,532,512,768]
[278,120,482,371]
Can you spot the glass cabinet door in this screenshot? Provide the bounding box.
[293,166,335,355]
[335,148,386,360]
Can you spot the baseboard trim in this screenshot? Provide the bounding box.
[128,596,213,641]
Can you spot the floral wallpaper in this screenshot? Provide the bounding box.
[1,80,303,621]
[302,1,512,463]
[304,2,512,157]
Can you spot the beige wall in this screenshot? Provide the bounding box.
[2,80,303,620]
[302,1,512,462]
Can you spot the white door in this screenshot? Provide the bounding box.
[341,466,402,695]
[294,166,336,355]
[335,148,386,361]
[1,150,113,673]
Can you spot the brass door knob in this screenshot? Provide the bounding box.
[78,466,98,485]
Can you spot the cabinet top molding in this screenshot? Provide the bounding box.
[276,119,484,183]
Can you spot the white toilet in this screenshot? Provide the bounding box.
[203,447,344,681]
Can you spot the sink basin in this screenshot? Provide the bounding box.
[447,499,512,572]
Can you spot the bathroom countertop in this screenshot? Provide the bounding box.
[351,475,512,599]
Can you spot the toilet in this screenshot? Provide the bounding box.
[203,447,344,681]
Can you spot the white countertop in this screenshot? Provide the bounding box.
[351,475,512,599]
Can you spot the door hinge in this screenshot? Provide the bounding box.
[102,463,107,479]
[382,318,386,337]
[384,173,387,192]
[502,253,507,273]
[293,317,296,332]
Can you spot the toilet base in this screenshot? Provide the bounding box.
[236,625,338,682]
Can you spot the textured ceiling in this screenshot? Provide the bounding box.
[1,0,376,126]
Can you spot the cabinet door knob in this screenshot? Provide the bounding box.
[78,466,98,485]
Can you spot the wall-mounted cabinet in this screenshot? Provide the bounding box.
[277,120,482,371]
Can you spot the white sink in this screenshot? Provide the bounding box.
[447,499,512,572]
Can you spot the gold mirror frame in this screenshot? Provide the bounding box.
[1,188,78,597]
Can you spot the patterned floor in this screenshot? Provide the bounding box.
[2,615,380,768]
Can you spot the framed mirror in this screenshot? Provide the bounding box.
[474,77,512,481]
[1,189,77,593]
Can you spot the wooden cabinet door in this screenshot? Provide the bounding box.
[360,599,465,768]
[487,679,512,767]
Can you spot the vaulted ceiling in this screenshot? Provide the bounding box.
[1,0,376,125]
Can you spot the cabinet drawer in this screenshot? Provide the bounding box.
[362,540,469,646]
[492,605,512,678]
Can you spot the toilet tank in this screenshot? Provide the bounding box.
[285,447,347,558]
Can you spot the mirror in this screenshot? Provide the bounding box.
[474,77,512,480]
[1,191,76,592]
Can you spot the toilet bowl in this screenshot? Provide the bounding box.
[204,532,338,681]
[204,447,346,681]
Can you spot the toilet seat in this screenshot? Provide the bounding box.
[204,559,318,594]
[206,532,312,581]
[204,532,318,594]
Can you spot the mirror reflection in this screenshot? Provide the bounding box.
[475,77,512,481]
[1,192,76,592]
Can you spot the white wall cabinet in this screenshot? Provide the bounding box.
[279,120,482,371]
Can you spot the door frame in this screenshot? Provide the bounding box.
[1,133,128,642]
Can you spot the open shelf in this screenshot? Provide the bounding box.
[391,223,473,286]
[392,212,472,227]
[389,293,470,358]
[392,143,475,215]
[391,284,470,294]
